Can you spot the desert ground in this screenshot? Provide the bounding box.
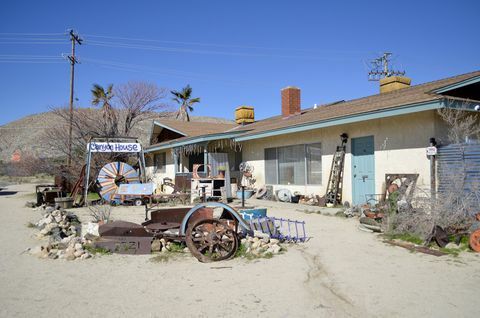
[0,183,479,317]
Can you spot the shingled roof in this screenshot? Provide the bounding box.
[230,70,480,138]
[154,119,237,137]
[147,70,480,151]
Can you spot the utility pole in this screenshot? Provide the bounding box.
[67,29,82,167]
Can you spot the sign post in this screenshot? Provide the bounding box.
[427,138,437,199]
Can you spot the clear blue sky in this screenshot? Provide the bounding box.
[1,0,479,125]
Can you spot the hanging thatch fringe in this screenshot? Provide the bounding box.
[172,139,242,158]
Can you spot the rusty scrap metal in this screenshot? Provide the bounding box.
[470,229,480,252]
[185,218,238,263]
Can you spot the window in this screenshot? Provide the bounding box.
[154,152,166,173]
[306,143,322,184]
[265,143,322,185]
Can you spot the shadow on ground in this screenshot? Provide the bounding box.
[0,191,18,196]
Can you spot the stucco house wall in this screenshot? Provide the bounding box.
[241,110,436,204]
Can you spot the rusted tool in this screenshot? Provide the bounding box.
[469,229,480,252]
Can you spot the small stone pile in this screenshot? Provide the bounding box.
[151,238,188,253]
[28,207,92,260]
[35,207,80,240]
[240,233,283,257]
[29,236,92,260]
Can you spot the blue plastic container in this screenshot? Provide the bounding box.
[239,208,267,220]
[236,189,254,200]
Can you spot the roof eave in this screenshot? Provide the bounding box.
[234,99,445,142]
[153,120,188,137]
[432,75,480,94]
[145,131,246,153]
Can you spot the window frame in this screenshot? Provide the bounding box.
[264,142,322,186]
[154,152,167,173]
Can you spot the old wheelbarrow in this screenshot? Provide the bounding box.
[96,202,251,263]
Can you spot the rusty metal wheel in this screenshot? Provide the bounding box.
[469,229,480,252]
[185,218,238,263]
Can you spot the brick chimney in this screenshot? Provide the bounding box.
[379,76,411,93]
[281,86,301,117]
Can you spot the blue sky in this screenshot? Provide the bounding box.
[0,0,479,125]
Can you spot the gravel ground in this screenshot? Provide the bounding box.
[1,183,479,317]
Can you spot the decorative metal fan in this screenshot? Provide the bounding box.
[97,162,139,202]
[277,189,292,202]
[239,162,254,174]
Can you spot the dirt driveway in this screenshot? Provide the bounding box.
[0,183,479,317]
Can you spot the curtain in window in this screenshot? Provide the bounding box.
[278,145,305,185]
[306,143,322,184]
[265,148,277,184]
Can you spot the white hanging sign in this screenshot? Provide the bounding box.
[87,142,142,153]
[426,146,437,156]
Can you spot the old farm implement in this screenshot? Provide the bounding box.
[96,202,251,262]
[95,202,308,262]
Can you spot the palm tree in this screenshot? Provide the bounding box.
[91,84,118,136]
[171,85,200,121]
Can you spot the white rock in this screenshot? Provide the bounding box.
[73,250,84,258]
[252,241,261,249]
[269,239,280,245]
[29,245,43,256]
[445,242,461,249]
[80,253,91,260]
[74,243,83,251]
[270,244,282,254]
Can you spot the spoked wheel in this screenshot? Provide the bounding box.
[186,218,238,263]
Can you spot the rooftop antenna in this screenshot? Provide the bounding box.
[368,52,405,81]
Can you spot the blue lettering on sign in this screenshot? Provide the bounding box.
[88,142,141,152]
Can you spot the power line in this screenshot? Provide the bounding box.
[0,32,65,36]
[84,33,370,55]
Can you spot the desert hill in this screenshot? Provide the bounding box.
[0,109,233,162]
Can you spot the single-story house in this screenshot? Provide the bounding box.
[145,70,480,205]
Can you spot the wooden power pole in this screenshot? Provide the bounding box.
[67,29,82,166]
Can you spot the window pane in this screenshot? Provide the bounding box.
[154,152,166,173]
[307,143,322,184]
[278,145,305,185]
[265,148,277,184]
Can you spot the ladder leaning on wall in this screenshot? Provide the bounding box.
[325,134,348,205]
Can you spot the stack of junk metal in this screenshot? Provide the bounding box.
[92,202,307,262]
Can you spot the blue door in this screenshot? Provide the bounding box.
[351,136,375,205]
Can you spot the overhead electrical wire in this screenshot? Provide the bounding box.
[84,33,370,55]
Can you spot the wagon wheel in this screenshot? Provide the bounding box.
[186,218,238,263]
[469,229,480,252]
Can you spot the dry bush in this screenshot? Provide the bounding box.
[44,81,170,184]
[385,170,480,241]
[437,99,480,144]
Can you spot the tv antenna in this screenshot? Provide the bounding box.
[368,52,405,81]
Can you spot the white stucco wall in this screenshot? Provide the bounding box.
[145,149,176,189]
[241,110,437,204]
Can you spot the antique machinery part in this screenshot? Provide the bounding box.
[97,162,139,202]
[255,185,267,199]
[276,188,292,202]
[192,164,212,179]
[470,229,480,252]
[179,202,250,236]
[185,218,238,262]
